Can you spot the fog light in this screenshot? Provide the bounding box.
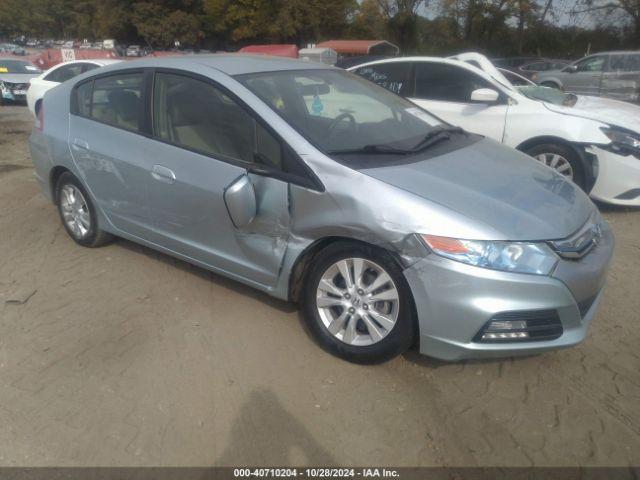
[486,320,526,331]
[482,331,529,340]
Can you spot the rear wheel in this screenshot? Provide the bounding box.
[525,143,588,191]
[301,242,415,364]
[55,172,113,247]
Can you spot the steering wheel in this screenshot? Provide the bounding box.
[326,112,357,138]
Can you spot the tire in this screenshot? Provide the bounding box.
[524,142,588,191]
[540,81,560,89]
[301,241,415,364]
[55,172,113,247]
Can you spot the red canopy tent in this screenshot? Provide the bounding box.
[238,44,299,58]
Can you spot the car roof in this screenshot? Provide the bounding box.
[97,54,335,76]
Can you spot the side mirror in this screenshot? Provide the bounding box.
[566,65,578,73]
[224,174,257,228]
[470,88,500,103]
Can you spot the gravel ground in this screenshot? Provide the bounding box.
[0,105,638,467]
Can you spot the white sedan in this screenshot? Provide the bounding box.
[27,59,121,116]
[349,54,640,206]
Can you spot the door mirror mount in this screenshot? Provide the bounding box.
[224,174,257,228]
[566,65,578,73]
[470,88,500,103]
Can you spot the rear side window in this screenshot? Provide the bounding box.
[413,63,494,103]
[90,73,144,132]
[353,62,412,95]
[609,54,640,72]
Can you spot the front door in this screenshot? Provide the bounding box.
[407,61,508,142]
[563,55,607,96]
[142,71,292,288]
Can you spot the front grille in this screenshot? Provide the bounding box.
[6,83,29,91]
[549,219,602,260]
[474,309,563,343]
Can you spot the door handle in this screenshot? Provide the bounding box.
[151,164,176,184]
[72,138,90,150]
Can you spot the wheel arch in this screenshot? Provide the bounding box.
[288,236,407,304]
[34,98,42,116]
[516,135,597,192]
[49,165,71,203]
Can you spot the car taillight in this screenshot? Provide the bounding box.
[35,104,44,131]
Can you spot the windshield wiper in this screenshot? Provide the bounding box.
[327,126,467,156]
[409,126,466,152]
[327,144,412,155]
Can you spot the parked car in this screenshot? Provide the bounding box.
[26,59,121,115]
[534,51,640,103]
[29,55,613,363]
[349,53,640,206]
[517,59,570,78]
[126,45,141,57]
[0,43,26,55]
[0,58,41,104]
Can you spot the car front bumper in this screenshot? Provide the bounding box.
[589,146,640,206]
[403,221,614,361]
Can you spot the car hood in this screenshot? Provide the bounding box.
[0,73,39,84]
[544,95,640,133]
[359,138,593,241]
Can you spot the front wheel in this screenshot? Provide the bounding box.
[525,143,588,191]
[301,242,415,364]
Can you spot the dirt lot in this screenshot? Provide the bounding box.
[0,105,639,467]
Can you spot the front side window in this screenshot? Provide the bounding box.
[90,73,144,132]
[413,63,495,103]
[153,72,256,163]
[152,72,307,179]
[353,62,412,95]
[574,56,606,72]
[239,69,442,154]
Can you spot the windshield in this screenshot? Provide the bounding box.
[238,69,444,153]
[517,85,577,107]
[0,60,41,74]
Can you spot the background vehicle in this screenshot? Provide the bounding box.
[0,43,26,55]
[126,45,141,57]
[350,54,640,205]
[28,55,612,363]
[517,59,570,78]
[534,51,640,103]
[26,59,121,115]
[0,57,41,104]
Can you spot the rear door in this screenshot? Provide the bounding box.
[68,70,154,238]
[563,55,607,96]
[407,61,508,142]
[603,53,640,102]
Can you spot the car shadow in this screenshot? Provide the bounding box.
[594,200,640,213]
[214,388,337,466]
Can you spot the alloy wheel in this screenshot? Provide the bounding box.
[315,258,399,346]
[534,153,574,179]
[60,184,91,239]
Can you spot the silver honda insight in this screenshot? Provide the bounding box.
[28,55,614,363]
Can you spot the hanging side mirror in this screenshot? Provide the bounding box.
[224,174,257,228]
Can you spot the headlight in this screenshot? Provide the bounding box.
[601,126,640,154]
[421,234,558,275]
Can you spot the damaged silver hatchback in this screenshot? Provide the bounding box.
[29,55,614,363]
